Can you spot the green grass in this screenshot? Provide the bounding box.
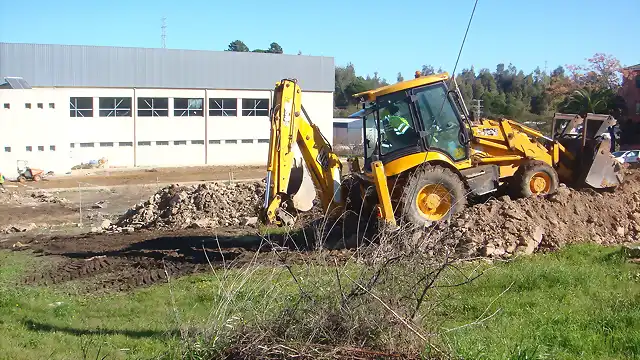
[0,244,639,359]
[437,244,640,360]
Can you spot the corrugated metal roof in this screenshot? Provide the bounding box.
[0,42,335,92]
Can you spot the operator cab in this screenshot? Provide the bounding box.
[349,72,471,173]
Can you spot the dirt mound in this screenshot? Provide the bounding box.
[113,181,266,231]
[0,190,69,206]
[436,169,640,258]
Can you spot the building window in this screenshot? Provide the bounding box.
[80,142,94,148]
[25,103,31,109]
[209,140,221,144]
[636,75,640,89]
[49,103,55,109]
[242,99,269,116]
[636,102,640,115]
[100,142,114,147]
[258,139,269,143]
[119,142,133,147]
[241,139,254,144]
[174,98,204,117]
[70,143,75,148]
[50,145,56,151]
[209,98,237,116]
[174,140,187,145]
[26,146,32,152]
[138,97,168,117]
[70,97,93,117]
[225,139,238,144]
[38,146,44,152]
[138,141,151,146]
[156,141,169,146]
[4,147,11,152]
[37,103,43,109]
[3,103,9,109]
[99,97,132,117]
[191,140,204,145]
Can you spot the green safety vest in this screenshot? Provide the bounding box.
[384,115,411,136]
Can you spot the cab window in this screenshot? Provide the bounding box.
[413,83,467,161]
[376,92,419,155]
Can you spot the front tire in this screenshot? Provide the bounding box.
[511,160,559,198]
[400,165,467,227]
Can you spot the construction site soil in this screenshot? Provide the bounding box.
[3,168,640,294]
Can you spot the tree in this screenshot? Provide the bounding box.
[566,53,623,90]
[397,72,404,82]
[421,65,435,76]
[226,40,249,52]
[268,42,283,54]
[559,88,625,117]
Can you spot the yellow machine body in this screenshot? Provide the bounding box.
[263,74,623,228]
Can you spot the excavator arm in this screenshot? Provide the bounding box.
[263,79,344,226]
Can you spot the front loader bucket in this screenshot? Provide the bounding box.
[582,137,623,189]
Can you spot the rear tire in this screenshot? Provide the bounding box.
[17,175,27,183]
[400,165,467,227]
[511,160,559,198]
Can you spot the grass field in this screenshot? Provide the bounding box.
[1,244,639,359]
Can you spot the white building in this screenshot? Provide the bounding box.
[0,42,335,178]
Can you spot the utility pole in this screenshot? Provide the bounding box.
[471,99,483,120]
[161,17,167,48]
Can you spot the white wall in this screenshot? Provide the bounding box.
[0,87,334,177]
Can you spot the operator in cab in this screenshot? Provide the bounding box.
[380,103,419,151]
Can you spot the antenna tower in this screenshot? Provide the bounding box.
[161,17,167,48]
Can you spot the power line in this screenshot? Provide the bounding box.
[449,0,480,83]
[436,0,480,119]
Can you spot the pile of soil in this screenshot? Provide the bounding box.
[434,169,640,258]
[113,181,266,231]
[0,190,69,206]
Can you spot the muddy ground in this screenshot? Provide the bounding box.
[2,165,639,295]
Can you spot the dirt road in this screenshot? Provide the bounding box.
[10,165,266,190]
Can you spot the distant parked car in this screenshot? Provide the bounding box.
[612,150,640,165]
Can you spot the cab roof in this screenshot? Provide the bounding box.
[353,72,449,103]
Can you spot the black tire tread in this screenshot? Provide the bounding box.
[400,165,467,227]
[511,160,559,198]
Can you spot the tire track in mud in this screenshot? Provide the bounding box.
[22,255,206,292]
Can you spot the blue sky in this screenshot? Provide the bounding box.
[1,0,637,82]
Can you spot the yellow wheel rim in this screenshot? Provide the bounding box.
[415,184,452,221]
[529,171,551,194]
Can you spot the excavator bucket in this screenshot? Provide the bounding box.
[286,157,317,212]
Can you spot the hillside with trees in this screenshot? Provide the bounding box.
[334,53,630,138]
[224,41,631,141]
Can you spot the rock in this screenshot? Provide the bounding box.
[617,227,626,236]
[191,218,214,229]
[12,223,37,232]
[90,226,100,233]
[482,243,496,257]
[499,195,511,202]
[244,217,259,227]
[12,241,28,248]
[100,219,112,229]
[623,244,640,259]
[122,226,135,233]
[492,247,506,257]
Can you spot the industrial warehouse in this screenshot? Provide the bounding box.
[0,42,335,177]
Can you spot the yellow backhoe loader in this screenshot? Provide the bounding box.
[262,73,623,228]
